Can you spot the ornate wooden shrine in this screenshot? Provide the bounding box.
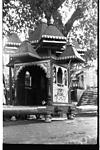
[7,16,85,107]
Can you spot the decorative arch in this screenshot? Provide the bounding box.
[57,67,63,84]
[53,66,56,83]
[14,61,51,80]
[64,70,68,86]
[25,71,32,87]
[15,63,48,106]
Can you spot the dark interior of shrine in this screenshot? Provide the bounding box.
[16,65,48,106]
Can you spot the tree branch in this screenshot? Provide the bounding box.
[63,6,84,36]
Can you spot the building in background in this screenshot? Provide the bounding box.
[3,33,21,104]
[71,64,97,104]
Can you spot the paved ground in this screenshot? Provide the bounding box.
[3,116,97,144]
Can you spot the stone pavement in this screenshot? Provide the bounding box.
[3,116,97,144]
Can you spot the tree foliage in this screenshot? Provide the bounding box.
[65,0,97,62]
[3,0,97,62]
[3,0,65,34]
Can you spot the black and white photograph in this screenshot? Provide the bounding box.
[2,0,98,148]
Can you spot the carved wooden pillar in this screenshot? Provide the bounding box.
[46,61,52,106]
[68,61,71,103]
[14,65,23,105]
[40,61,52,105]
[47,77,52,105]
[9,66,12,105]
[13,69,18,105]
[14,79,18,105]
[39,61,52,105]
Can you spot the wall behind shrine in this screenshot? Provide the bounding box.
[52,64,68,103]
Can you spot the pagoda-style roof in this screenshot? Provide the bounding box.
[29,22,48,44]
[40,44,85,63]
[7,40,41,67]
[28,15,66,52]
[7,16,85,67]
[4,46,18,54]
[72,40,87,54]
[6,32,21,46]
[11,40,40,58]
[56,45,85,63]
[41,25,66,40]
[4,33,21,54]
[29,21,66,48]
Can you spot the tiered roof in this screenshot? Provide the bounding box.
[29,20,66,52]
[8,40,40,66]
[56,45,85,63]
[7,16,85,66]
[29,22,48,44]
[4,33,21,54]
[29,23,66,43]
[6,32,21,46]
[12,40,40,59]
[7,40,41,67]
[72,40,87,54]
[41,45,85,63]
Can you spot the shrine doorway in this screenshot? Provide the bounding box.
[16,65,48,106]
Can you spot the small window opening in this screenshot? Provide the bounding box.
[64,70,67,86]
[25,71,32,87]
[57,67,63,84]
[53,66,56,83]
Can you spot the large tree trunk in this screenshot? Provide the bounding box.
[63,6,84,37]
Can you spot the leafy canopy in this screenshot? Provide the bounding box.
[3,0,97,62]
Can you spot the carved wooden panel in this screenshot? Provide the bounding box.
[39,61,51,78]
[14,61,51,80]
[14,65,23,80]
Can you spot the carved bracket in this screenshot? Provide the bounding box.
[38,61,51,78]
[14,65,23,80]
[14,61,51,80]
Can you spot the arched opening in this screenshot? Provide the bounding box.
[57,67,63,84]
[16,65,48,106]
[64,70,67,86]
[53,66,56,83]
[25,71,32,87]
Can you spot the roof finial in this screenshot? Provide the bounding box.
[41,12,47,23]
[25,27,29,40]
[49,15,54,25]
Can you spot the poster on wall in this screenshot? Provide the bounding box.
[53,86,68,103]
